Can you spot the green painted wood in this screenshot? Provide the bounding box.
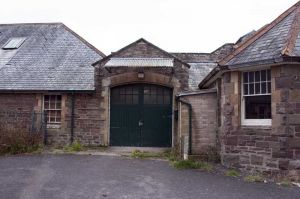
[110,84,172,147]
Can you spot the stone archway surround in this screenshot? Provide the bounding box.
[99,71,181,146]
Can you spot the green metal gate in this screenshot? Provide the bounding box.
[110,84,172,147]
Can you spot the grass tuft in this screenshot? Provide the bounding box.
[225,169,240,177]
[172,160,213,171]
[64,141,83,152]
[279,178,293,187]
[130,150,172,159]
[244,174,264,183]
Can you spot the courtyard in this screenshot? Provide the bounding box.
[0,154,299,199]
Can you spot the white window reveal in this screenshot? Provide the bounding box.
[241,69,271,126]
[2,37,26,50]
[44,95,62,128]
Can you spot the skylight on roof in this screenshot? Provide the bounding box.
[2,37,26,50]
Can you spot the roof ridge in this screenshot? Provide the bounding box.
[0,22,64,26]
[219,1,299,65]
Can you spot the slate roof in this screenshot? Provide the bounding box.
[0,23,104,91]
[104,58,174,67]
[221,1,300,68]
[171,53,213,63]
[171,53,217,90]
[199,1,300,89]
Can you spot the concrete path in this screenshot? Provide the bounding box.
[0,154,299,199]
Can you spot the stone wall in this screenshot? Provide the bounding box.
[220,65,300,179]
[0,93,38,132]
[178,91,218,157]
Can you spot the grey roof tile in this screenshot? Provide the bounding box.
[227,10,295,66]
[0,23,103,91]
[188,62,217,90]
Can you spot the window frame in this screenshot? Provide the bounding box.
[241,69,272,126]
[43,95,62,127]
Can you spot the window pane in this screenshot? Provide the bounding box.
[44,101,49,109]
[120,95,125,104]
[255,83,260,94]
[245,95,271,119]
[243,84,248,95]
[267,82,271,93]
[132,95,139,104]
[50,101,56,109]
[261,82,266,94]
[120,88,126,94]
[56,101,61,109]
[261,70,266,81]
[243,72,248,83]
[267,69,271,81]
[126,87,132,95]
[144,95,150,104]
[249,72,254,83]
[144,87,150,94]
[164,94,171,105]
[132,87,138,95]
[249,83,254,95]
[50,95,56,101]
[255,71,260,82]
[125,95,132,104]
[157,95,164,104]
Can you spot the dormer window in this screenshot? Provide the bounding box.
[2,37,26,50]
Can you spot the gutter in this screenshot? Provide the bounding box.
[176,97,192,155]
[177,88,217,97]
[70,92,75,144]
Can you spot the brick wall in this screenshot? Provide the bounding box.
[220,65,300,179]
[179,91,218,156]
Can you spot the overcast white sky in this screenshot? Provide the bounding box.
[0,0,298,54]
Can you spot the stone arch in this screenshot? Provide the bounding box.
[99,71,181,146]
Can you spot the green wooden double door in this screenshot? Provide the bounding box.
[110,84,172,147]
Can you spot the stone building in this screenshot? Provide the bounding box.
[0,1,300,177]
[199,1,300,177]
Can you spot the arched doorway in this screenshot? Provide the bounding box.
[110,84,172,147]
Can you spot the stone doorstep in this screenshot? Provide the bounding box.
[44,146,171,157]
[106,147,170,156]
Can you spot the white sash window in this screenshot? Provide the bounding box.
[241,69,271,126]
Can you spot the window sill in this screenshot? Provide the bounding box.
[47,124,61,129]
[241,125,271,130]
